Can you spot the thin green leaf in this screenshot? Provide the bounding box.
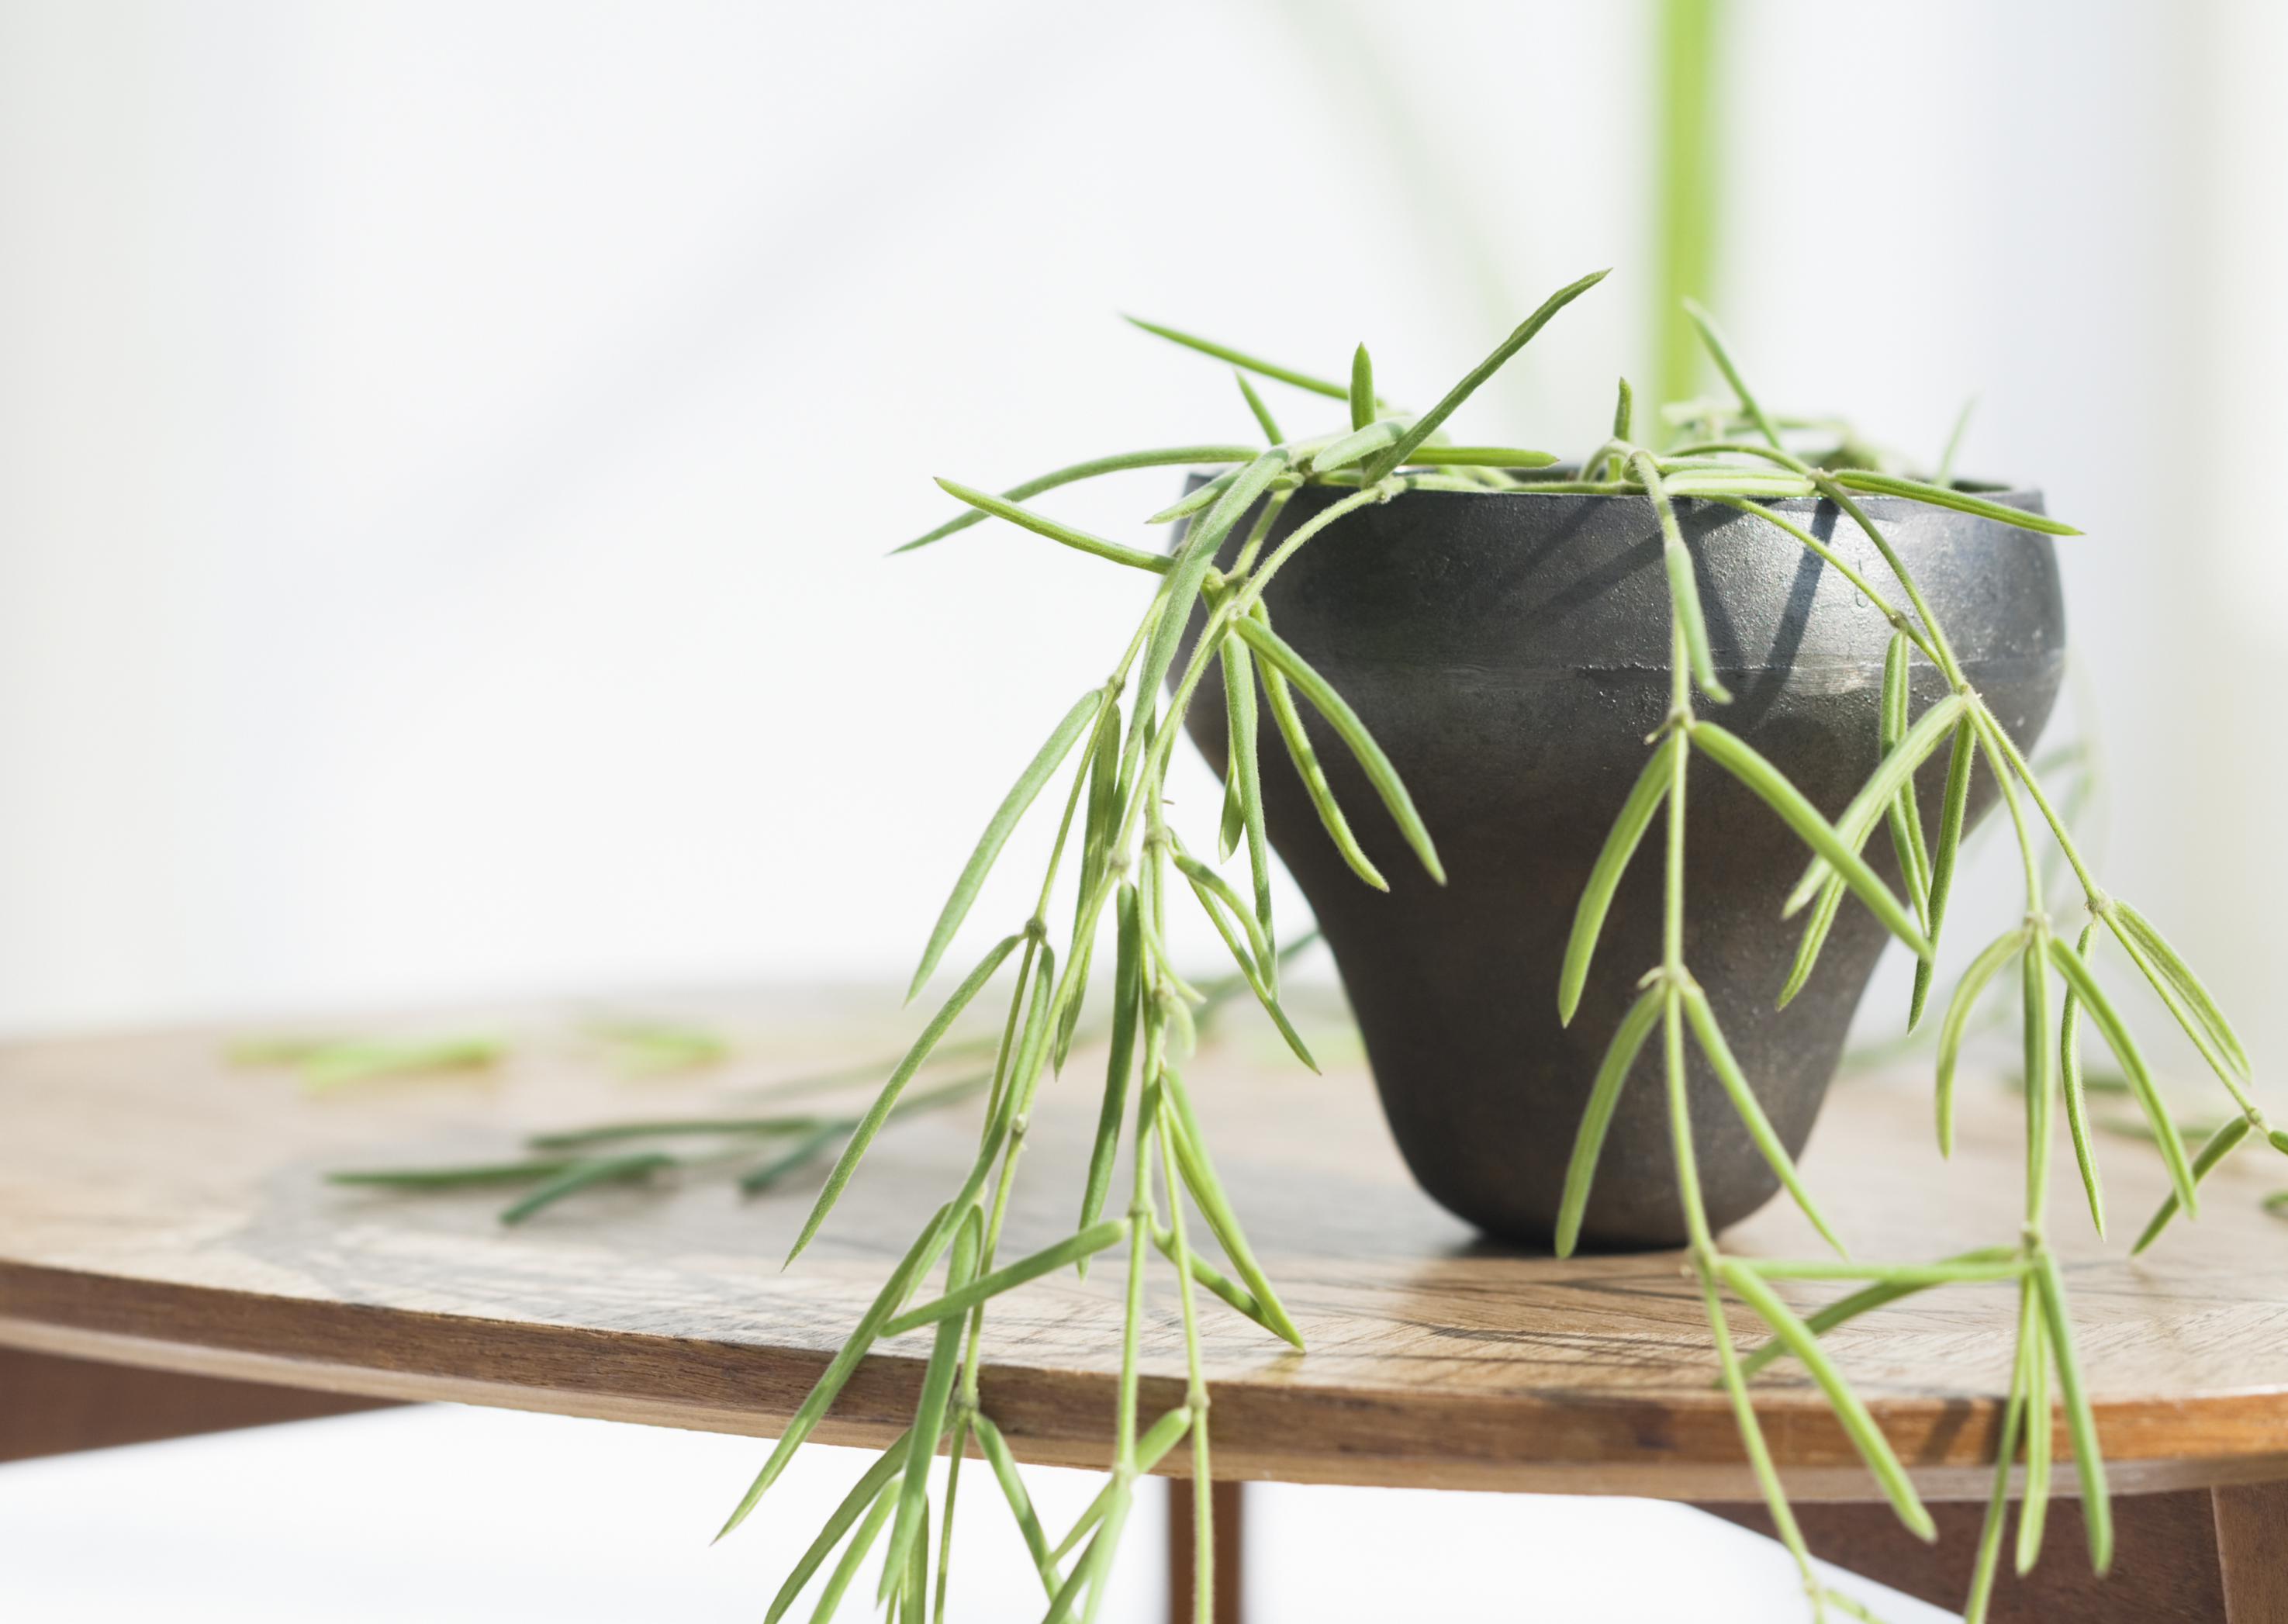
[1912,715,1979,1031]
[1361,268,1611,482]
[1078,885,1142,1258]
[2048,935,2196,1216]
[1690,723,1930,957]
[530,1116,821,1149]
[1934,395,1977,489]
[1160,1069,1304,1347]
[764,1428,914,1624]
[1720,1262,1934,1539]
[972,1415,1059,1598]
[2033,1253,2111,1573]
[2016,1302,2051,1577]
[793,935,1021,1263]
[2105,897,2252,1083]
[498,1152,675,1225]
[1173,854,1318,1072]
[1554,985,1664,1257]
[1826,470,2082,535]
[806,1475,899,1624]
[1217,642,1252,862]
[2059,924,2107,1236]
[1633,456,1731,704]
[1139,451,1291,710]
[1396,445,1560,468]
[1937,930,2027,1157]
[1880,631,1932,931]
[880,1220,1128,1338]
[1307,417,1408,475]
[1232,613,1443,884]
[930,480,1173,575]
[1123,316,1351,400]
[1349,343,1374,431]
[911,687,1101,1000]
[1682,988,1847,1255]
[2131,1117,2248,1256]
[1558,747,1675,1025]
[1776,875,1846,1011]
[738,1121,848,1195]
[327,1159,579,1189]
[1151,1225,1275,1331]
[1226,643,1274,952]
[1235,371,1283,446]
[1147,467,1243,527]
[720,1201,955,1538]
[1680,299,1782,450]
[1256,613,1385,890]
[883,1209,980,1597]
[1736,1247,2020,1380]
[1785,694,1964,915]
[897,446,1257,553]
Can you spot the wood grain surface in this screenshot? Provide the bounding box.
[4,987,2287,1501]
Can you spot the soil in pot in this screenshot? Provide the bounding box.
[1180,482,2063,1251]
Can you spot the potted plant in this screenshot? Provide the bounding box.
[348,273,2259,1624]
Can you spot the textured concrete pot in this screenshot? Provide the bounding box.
[1180,482,2063,1249]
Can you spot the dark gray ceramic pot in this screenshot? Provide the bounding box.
[1179,482,2063,1250]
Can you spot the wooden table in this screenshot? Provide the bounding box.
[4,990,2286,1620]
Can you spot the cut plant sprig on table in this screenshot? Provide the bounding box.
[231,1033,504,1093]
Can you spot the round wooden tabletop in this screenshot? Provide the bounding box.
[4,988,2285,1504]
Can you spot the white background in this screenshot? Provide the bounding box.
[1,2,2279,1619]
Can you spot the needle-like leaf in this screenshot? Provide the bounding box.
[2131,1117,2249,1256]
[931,480,1173,574]
[1683,987,1847,1256]
[2048,934,2196,1215]
[1361,268,1610,482]
[1255,608,1386,890]
[880,1220,1128,1339]
[1554,984,1664,1257]
[1232,613,1443,884]
[1690,723,1930,957]
[882,1208,980,1597]
[910,691,1100,1000]
[720,1201,956,1538]
[1558,747,1675,1025]
[2034,1253,2111,1573]
[1719,1261,1935,1540]
[2103,898,2252,1084]
[1913,714,1979,1030]
[1235,371,1283,446]
[791,935,1019,1265]
[498,1152,675,1225]
[897,446,1257,552]
[1735,1247,2020,1380]
[1775,876,1845,1011]
[1785,694,1964,915]
[2058,924,2107,1236]
[971,1415,1059,1598]
[1078,885,1142,1249]
[1681,299,1782,451]
[1633,455,1732,705]
[765,1429,914,1624]
[1936,929,2027,1157]
[1825,470,2082,535]
[1124,316,1352,399]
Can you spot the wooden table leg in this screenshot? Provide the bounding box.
[2216,1481,2288,1620]
[0,1346,395,1463]
[1166,1477,1243,1624]
[1695,1490,2231,1622]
